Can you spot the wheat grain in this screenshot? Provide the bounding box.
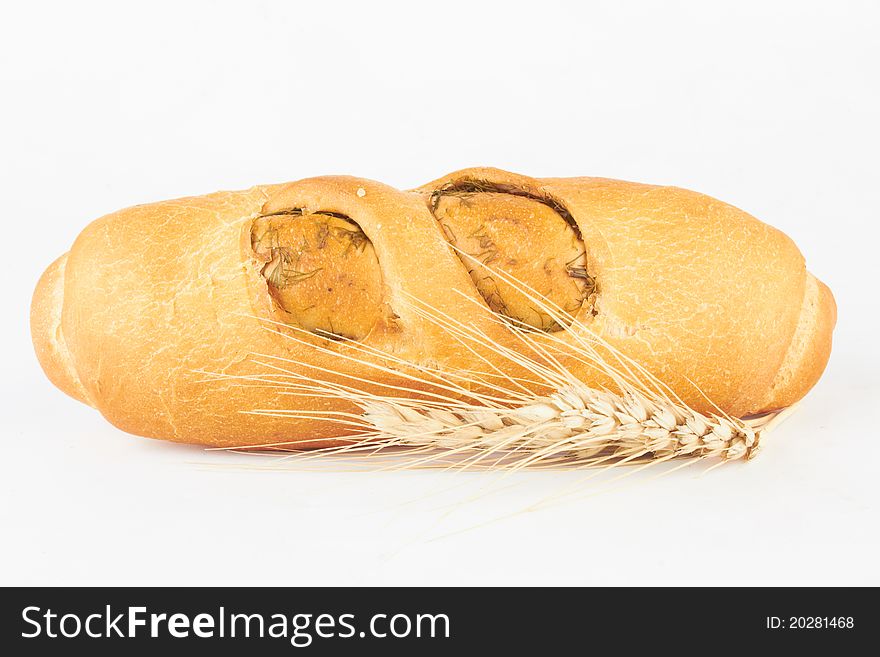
[215,252,790,471]
[223,309,781,471]
[360,383,762,466]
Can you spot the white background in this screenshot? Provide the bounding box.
[2,0,878,586]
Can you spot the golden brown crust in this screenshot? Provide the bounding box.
[418,167,825,417]
[30,169,836,446]
[30,254,91,405]
[759,274,837,410]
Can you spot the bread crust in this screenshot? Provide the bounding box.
[31,253,91,405]
[31,170,836,446]
[758,274,837,410]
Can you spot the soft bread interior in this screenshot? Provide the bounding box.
[30,254,92,406]
[760,272,837,410]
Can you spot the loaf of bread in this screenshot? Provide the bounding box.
[31,168,836,447]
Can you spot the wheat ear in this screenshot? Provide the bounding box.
[213,253,790,471]
[362,383,762,465]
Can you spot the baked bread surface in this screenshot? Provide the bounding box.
[31,168,836,446]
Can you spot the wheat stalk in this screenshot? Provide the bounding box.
[213,249,791,472]
[231,344,780,472]
[222,314,785,472]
